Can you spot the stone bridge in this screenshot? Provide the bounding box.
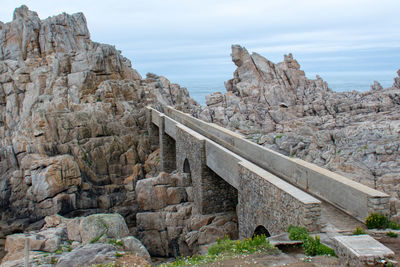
[146,106,389,238]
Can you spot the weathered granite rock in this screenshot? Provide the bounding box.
[136,171,238,257]
[1,213,151,266]
[0,5,199,244]
[80,213,129,244]
[121,236,151,262]
[56,243,117,267]
[200,44,400,221]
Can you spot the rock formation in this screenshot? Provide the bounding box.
[1,213,151,266]
[199,45,400,222]
[135,171,238,257]
[0,5,198,248]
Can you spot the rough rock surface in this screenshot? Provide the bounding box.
[135,171,238,257]
[0,5,198,244]
[199,45,400,221]
[1,213,151,266]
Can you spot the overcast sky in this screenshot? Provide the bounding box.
[1,0,399,102]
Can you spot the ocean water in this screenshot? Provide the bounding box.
[130,47,399,106]
[158,71,396,106]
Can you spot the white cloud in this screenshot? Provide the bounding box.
[1,0,399,99]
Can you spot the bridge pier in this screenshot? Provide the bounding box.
[146,108,159,151]
[175,125,237,215]
[159,115,176,172]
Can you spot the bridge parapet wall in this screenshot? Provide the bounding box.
[238,161,321,238]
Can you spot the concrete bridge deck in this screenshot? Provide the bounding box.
[146,106,389,238]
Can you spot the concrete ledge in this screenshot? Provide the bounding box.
[205,141,243,189]
[332,235,394,266]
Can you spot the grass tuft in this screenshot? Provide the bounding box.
[162,235,277,266]
[353,227,367,235]
[287,225,336,257]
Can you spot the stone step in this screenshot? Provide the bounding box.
[332,235,395,266]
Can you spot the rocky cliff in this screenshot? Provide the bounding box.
[0,5,198,243]
[199,45,400,222]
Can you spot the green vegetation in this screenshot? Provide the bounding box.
[273,134,284,144]
[287,225,309,241]
[365,213,400,230]
[114,252,124,258]
[353,227,367,235]
[162,235,278,266]
[55,248,63,254]
[386,231,398,238]
[302,235,335,256]
[50,257,57,264]
[359,143,368,152]
[108,239,124,246]
[287,225,336,257]
[365,213,388,229]
[388,221,400,230]
[90,233,104,244]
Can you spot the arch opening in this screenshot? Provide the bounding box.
[182,158,192,185]
[183,158,190,174]
[253,225,271,238]
[202,165,238,214]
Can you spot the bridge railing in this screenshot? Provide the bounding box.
[162,106,389,222]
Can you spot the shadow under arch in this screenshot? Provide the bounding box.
[183,158,192,184]
[253,225,271,238]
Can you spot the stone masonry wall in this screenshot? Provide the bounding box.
[238,162,321,238]
[175,125,237,215]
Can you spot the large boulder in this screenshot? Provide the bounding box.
[121,236,151,262]
[79,213,129,244]
[56,243,117,267]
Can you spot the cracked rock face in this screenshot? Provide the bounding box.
[200,45,400,222]
[0,5,198,241]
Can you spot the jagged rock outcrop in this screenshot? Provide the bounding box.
[200,45,400,222]
[0,5,198,246]
[1,213,151,267]
[135,171,238,257]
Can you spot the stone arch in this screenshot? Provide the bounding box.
[183,158,192,184]
[183,158,191,174]
[253,225,271,238]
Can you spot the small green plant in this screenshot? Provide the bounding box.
[365,213,389,229]
[386,231,398,238]
[50,257,57,264]
[360,144,368,152]
[287,225,335,257]
[388,221,400,230]
[287,225,309,241]
[108,239,123,246]
[353,227,366,235]
[115,252,124,258]
[273,134,284,144]
[55,248,63,254]
[97,97,101,102]
[90,233,104,244]
[303,235,336,257]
